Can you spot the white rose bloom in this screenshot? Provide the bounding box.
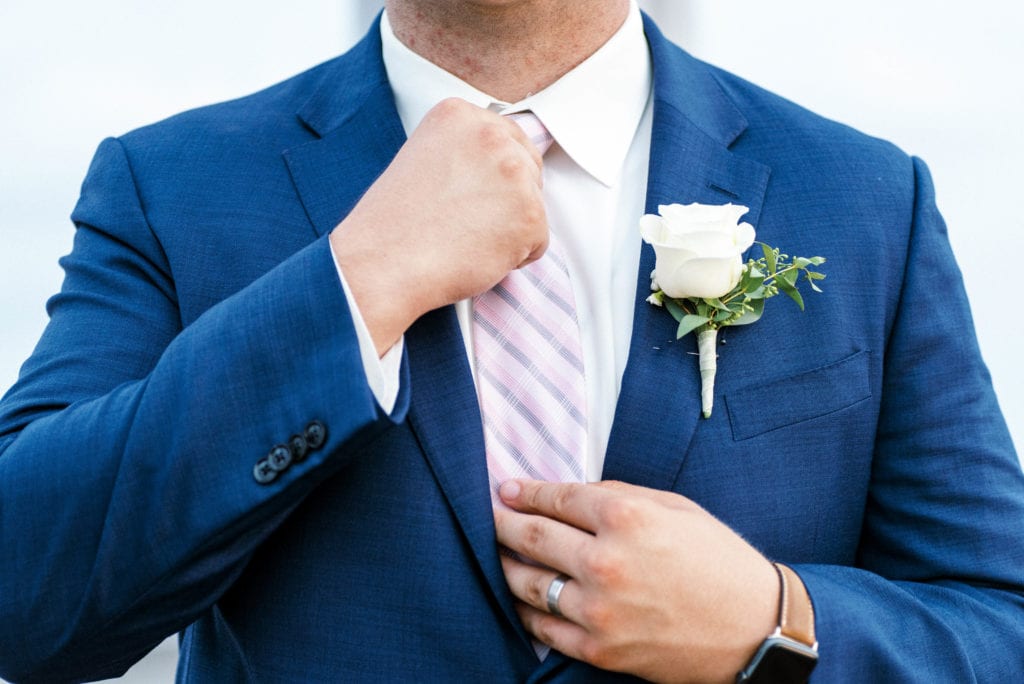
[639,203,756,299]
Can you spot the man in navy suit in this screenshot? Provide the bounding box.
[1,0,1022,681]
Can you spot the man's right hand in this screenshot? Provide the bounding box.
[329,98,549,355]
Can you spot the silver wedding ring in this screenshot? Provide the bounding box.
[546,573,571,618]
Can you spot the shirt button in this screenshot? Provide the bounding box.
[304,420,327,450]
[253,458,278,484]
[267,444,293,472]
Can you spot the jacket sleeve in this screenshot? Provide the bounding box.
[794,157,1024,682]
[0,137,410,682]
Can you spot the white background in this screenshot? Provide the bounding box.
[1,1,1020,681]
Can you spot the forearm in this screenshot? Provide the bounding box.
[0,236,408,682]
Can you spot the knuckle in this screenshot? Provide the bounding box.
[524,518,547,550]
[521,204,546,231]
[523,482,546,511]
[581,548,623,588]
[525,574,547,606]
[423,102,452,127]
[532,616,557,646]
[536,234,551,258]
[478,122,507,150]
[432,97,464,119]
[600,496,645,530]
[580,600,613,633]
[579,638,611,669]
[498,154,525,179]
[550,484,577,517]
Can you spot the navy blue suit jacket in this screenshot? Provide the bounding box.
[1,15,1022,683]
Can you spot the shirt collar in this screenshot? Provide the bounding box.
[380,1,652,187]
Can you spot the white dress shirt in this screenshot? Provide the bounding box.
[338,1,652,480]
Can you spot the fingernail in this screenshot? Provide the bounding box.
[499,480,522,501]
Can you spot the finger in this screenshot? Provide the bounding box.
[500,555,582,622]
[500,115,545,173]
[516,241,548,269]
[517,140,544,189]
[595,480,692,510]
[504,136,543,189]
[515,601,590,662]
[498,479,619,534]
[515,188,549,269]
[493,506,591,579]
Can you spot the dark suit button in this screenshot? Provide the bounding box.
[289,434,309,463]
[267,444,292,472]
[253,458,278,484]
[304,420,327,450]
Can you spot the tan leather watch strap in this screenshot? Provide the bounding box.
[774,562,816,647]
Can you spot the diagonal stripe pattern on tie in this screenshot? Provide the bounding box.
[474,111,588,504]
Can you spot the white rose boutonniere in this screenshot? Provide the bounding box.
[641,203,826,418]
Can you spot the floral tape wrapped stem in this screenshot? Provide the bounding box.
[697,329,718,419]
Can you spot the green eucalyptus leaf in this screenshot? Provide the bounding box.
[808,272,826,280]
[809,256,826,265]
[778,268,798,288]
[779,280,805,310]
[726,298,748,314]
[744,286,766,299]
[664,297,686,323]
[709,298,730,311]
[809,280,823,293]
[743,272,765,294]
[729,298,765,326]
[676,314,709,340]
[794,257,812,269]
[760,242,777,274]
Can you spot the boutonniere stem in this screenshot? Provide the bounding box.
[640,203,826,418]
[697,329,718,420]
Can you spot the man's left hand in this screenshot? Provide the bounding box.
[494,480,779,684]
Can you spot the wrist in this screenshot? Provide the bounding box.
[329,226,425,355]
[718,558,781,682]
[736,562,818,683]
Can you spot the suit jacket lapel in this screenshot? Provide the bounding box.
[284,24,405,239]
[402,306,533,650]
[602,16,772,490]
[282,18,532,651]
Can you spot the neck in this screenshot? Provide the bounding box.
[384,0,630,102]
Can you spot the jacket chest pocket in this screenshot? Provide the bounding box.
[724,350,872,441]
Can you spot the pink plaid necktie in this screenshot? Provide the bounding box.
[473,111,588,503]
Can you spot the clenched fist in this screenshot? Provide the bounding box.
[330,98,549,354]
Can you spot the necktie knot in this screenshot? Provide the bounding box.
[505,111,554,156]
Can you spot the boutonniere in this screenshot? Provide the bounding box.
[640,203,826,418]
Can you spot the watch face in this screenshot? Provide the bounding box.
[739,637,818,683]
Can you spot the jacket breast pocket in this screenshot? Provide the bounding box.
[724,350,872,441]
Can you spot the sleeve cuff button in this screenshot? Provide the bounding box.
[304,420,327,450]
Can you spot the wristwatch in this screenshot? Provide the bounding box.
[736,562,818,683]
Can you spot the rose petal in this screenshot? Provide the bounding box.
[669,230,741,256]
[735,222,756,251]
[639,214,665,243]
[659,202,750,232]
[658,255,745,299]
